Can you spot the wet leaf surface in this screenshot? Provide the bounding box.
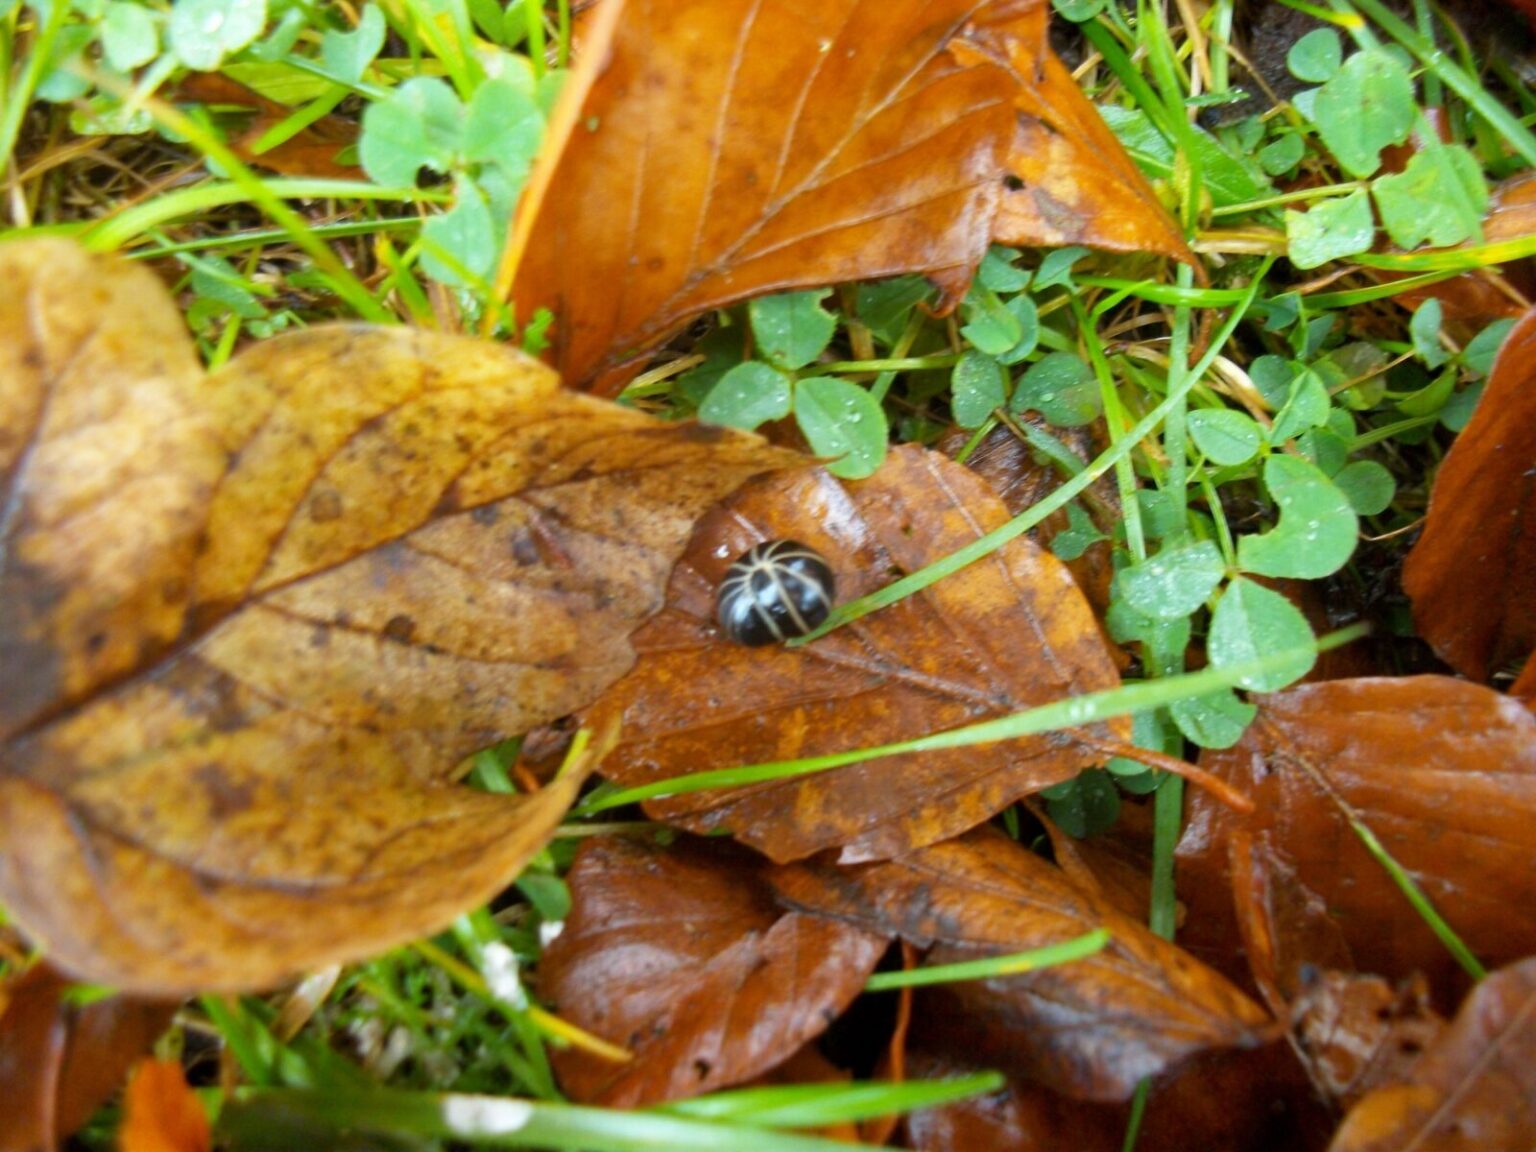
[1330,957,1536,1152]
[1403,306,1536,681]
[1177,677,1536,1007]
[0,964,177,1152]
[904,1043,1330,1152]
[506,0,1017,391]
[536,834,887,1106]
[584,444,1129,864]
[0,238,800,994]
[768,829,1273,1101]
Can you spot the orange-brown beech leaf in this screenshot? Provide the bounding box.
[584,443,1130,864]
[1292,969,1444,1113]
[939,423,1117,617]
[535,834,888,1106]
[1402,308,1536,681]
[504,0,1020,391]
[956,6,1193,263]
[1329,957,1536,1152]
[768,829,1273,1101]
[904,1044,1331,1152]
[0,238,801,995]
[1176,678,1536,1008]
[0,964,177,1152]
[119,1059,211,1152]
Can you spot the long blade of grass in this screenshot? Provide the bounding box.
[573,623,1368,817]
[792,258,1274,642]
[864,930,1110,991]
[221,1087,922,1151]
[658,1074,1003,1126]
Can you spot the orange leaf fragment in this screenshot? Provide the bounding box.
[1403,307,1536,681]
[1330,958,1536,1152]
[119,1059,211,1152]
[504,0,1019,391]
[537,835,887,1106]
[0,238,802,994]
[585,444,1129,864]
[958,5,1193,263]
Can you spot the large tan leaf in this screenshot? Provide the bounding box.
[504,0,1019,391]
[1177,677,1536,1006]
[769,829,1273,1101]
[536,835,887,1106]
[1330,958,1536,1152]
[1403,307,1536,681]
[584,444,1130,864]
[0,238,800,994]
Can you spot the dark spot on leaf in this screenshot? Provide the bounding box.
[1003,174,1025,191]
[383,614,416,644]
[675,422,728,444]
[193,763,257,819]
[509,531,541,566]
[309,488,344,522]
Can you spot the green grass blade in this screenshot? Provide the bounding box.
[864,930,1110,991]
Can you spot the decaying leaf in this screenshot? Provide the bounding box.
[769,829,1273,1101]
[957,5,1193,262]
[119,1059,212,1152]
[1403,307,1536,681]
[1330,958,1536,1152]
[903,1043,1329,1152]
[1291,969,1444,1113]
[0,238,801,994]
[585,444,1130,864]
[536,835,887,1106]
[0,964,177,1152]
[1177,677,1536,1006]
[503,0,1019,391]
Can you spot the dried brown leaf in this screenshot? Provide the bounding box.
[536,835,887,1106]
[769,829,1273,1101]
[904,1044,1330,1152]
[1292,969,1444,1112]
[0,964,177,1152]
[1177,677,1536,1007]
[504,0,1020,391]
[1330,958,1536,1152]
[1403,308,1536,681]
[585,444,1129,864]
[0,238,800,994]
